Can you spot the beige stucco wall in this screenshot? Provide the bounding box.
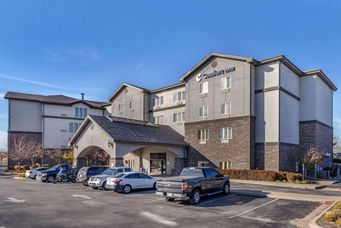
[255,62,280,90]
[9,100,42,132]
[185,57,252,123]
[73,121,114,159]
[43,103,103,117]
[300,75,333,126]
[111,86,146,121]
[280,92,299,144]
[150,106,186,135]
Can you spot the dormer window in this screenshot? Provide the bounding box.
[75,107,87,118]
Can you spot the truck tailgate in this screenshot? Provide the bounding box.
[157,180,184,194]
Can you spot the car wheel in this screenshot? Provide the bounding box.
[102,181,107,190]
[153,183,156,190]
[223,182,230,195]
[47,176,54,183]
[92,186,97,189]
[165,197,175,202]
[123,185,132,194]
[189,189,201,205]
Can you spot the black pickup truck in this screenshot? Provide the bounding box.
[156,167,230,204]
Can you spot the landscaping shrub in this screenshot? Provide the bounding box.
[219,169,285,182]
[286,172,302,183]
[335,218,341,226]
[336,201,341,210]
[323,209,341,222]
[16,173,26,178]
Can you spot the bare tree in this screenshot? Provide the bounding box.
[0,151,7,166]
[301,147,325,169]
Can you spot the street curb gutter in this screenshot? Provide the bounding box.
[309,201,337,228]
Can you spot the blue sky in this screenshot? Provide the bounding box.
[0,0,341,150]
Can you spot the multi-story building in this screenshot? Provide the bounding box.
[70,53,336,175]
[5,92,108,166]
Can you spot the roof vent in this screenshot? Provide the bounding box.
[81,93,85,100]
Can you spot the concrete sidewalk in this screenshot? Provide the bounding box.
[230,179,337,191]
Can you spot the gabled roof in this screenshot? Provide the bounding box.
[4,91,108,109]
[108,83,149,102]
[180,52,256,82]
[179,52,337,91]
[69,115,186,147]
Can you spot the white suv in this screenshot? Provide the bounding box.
[88,167,133,190]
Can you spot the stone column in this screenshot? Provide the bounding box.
[109,157,124,168]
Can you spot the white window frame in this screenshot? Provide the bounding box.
[199,105,208,117]
[154,96,164,106]
[199,81,208,94]
[173,91,185,102]
[153,115,163,124]
[173,112,185,122]
[220,127,232,141]
[219,161,232,170]
[197,129,209,141]
[221,102,231,115]
[221,76,232,90]
[75,107,87,118]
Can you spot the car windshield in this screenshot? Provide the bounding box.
[180,169,204,177]
[102,169,116,175]
[49,165,60,170]
[114,173,126,178]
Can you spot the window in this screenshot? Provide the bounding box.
[198,161,209,168]
[197,129,209,141]
[220,127,232,140]
[154,96,164,106]
[219,161,232,170]
[173,112,185,122]
[118,104,123,112]
[221,76,231,90]
[129,100,134,109]
[173,91,185,102]
[204,168,219,179]
[221,102,231,115]
[69,123,80,133]
[75,107,88,118]
[153,115,164,124]
[199,81,208,94]
[199,105,208,117]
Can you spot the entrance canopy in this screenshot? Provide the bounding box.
[69,115,187,172]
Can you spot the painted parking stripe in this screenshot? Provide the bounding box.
[228,198,279,218]
[72,194,91,200]
[140,212,178,227]
[6,197,26,203]
[199,194,236,205]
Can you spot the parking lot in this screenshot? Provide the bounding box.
[0,176,321,228]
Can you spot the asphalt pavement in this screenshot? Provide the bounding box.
[0,176,327,228]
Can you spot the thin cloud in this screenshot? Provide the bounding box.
[0,92,5,100]
[0,73,72,90]
[45,48,68,63]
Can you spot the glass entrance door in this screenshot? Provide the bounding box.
[150,153,166,175]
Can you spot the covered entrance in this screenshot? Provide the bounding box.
[150,153,167,175]
[69,115,187,175]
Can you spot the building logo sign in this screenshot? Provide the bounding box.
[195,67,236,82]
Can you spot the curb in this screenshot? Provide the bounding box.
[309,201,338,228]
[230,179,336,191]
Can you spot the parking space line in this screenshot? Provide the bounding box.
[140,211,178,226]
[228,198,279,219]
[199,194,236,205]
[72,194,91,200]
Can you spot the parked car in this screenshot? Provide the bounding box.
[88,167,133,190]
[25,170,32,178]
[77,166,108,186]
[156,167,230,204]
[29,167,50,179]
[36,164,68,182]
[105,172,156,193]
[53,168,79,184]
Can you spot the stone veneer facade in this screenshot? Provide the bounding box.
[299,120,333,167]
[185,116,255,169]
